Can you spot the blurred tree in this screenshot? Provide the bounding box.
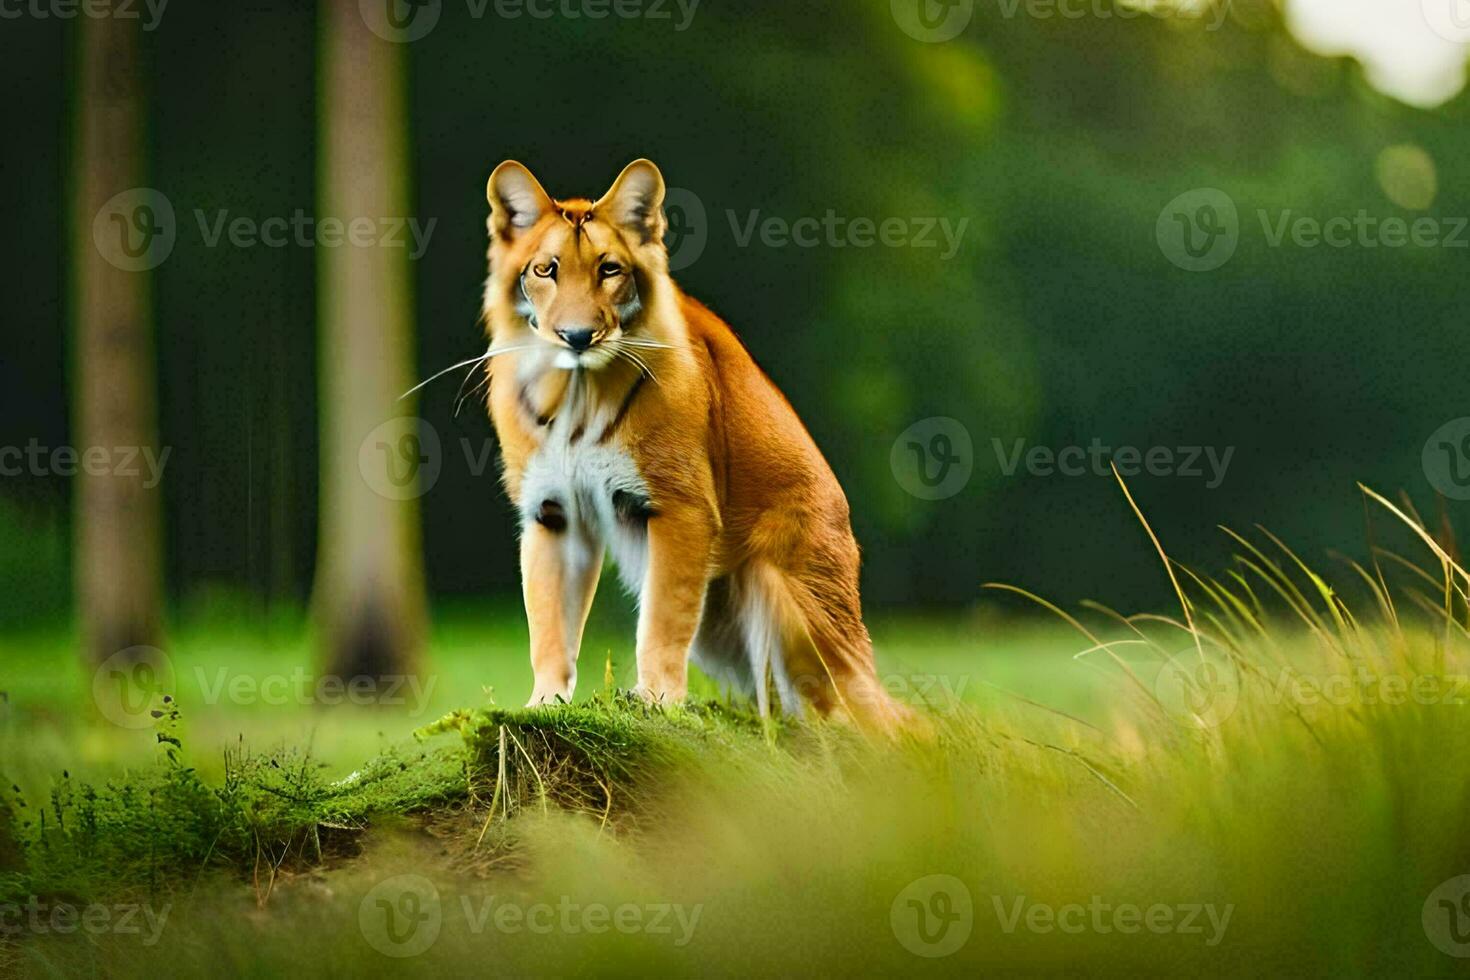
[71,10,165,664]
[312,0,428,679]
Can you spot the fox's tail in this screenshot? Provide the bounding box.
[743,562,917,735]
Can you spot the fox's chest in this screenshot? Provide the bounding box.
[519,431,653,595]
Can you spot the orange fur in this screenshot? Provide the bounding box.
[481,160,908,732]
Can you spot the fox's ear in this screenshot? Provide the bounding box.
[487,161,553,241]
[596,159,666,245]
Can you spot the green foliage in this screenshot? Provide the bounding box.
[1,698,467,905]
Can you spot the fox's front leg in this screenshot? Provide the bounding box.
[635,504,716,704]
[521,513,603,706]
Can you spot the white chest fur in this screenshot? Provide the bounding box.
[519,414,651,596]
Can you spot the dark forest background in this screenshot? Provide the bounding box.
[2,0,1467,633]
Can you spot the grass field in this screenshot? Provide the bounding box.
[4,496,1470,977]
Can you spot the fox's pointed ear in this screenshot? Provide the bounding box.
[487,161,554,241]
[595,159,666,245]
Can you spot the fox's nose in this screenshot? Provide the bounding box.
[556,327,595,351]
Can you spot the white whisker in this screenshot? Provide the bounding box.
[453,359,492,418]
[399,344,538,401]
[609,342,660,386]
[627,346,663,384]
[616,337,683,351]
[484,343,540,359]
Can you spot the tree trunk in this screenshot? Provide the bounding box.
[313,0,428,681]
[73,9,165,665]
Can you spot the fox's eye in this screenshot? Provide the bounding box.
[598,262,623,279]
[532,260,556,279]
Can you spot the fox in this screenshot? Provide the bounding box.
[481,159,908,732]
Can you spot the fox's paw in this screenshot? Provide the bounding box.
[632,684,687,708]
[525,686,573,708]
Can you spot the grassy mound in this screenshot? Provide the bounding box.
[0,692,788,906]
[418,693,781,829]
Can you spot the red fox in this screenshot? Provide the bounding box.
[482,159,907,731]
